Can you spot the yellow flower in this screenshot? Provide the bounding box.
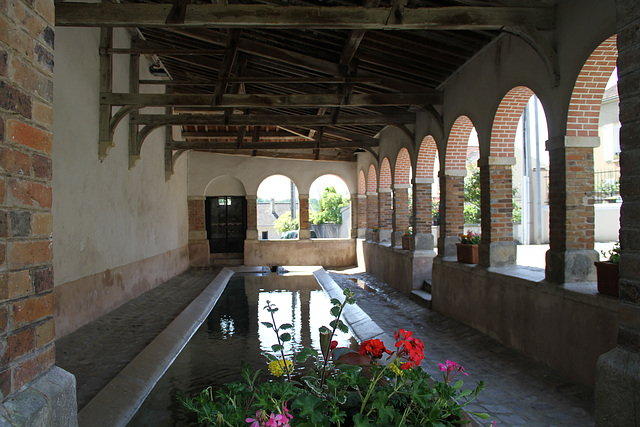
[268,359,293,377]
[389,362,404,377]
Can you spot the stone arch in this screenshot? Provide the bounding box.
[491,86,535,157]
[366,164,379,230]
[416,135,438,181]
[567,35,617,138]
[204,175,246,197]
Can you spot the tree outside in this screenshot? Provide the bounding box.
[310,186,349,224]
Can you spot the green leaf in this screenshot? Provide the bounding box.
[467,411,491,419]
[263,352,277,361]
[319,330,331,358]
[330,319,338,329]
[295,347,318,363]
[337,321,349,333]
[330,298,341,306]
[330,306,341,317]
[271,344,284,352]
[319,326,330,334]
[453,379,464,390]
[261,322,273,329]
[280,323,293,330]
[280,332,292,342]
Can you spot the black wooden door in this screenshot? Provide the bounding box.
[206,196,247,254]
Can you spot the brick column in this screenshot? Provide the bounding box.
[0,0,77,420]
[478,157,517,267]
[366,192,378,240]
[350,195,358,238]
[378,188,392,244]
[392,185,410,247]
[545,138,599,283]
[438,171,465,257]
[414,178,435,250]
[357,194,367,238]
[595,1,640,423]
[246,195,258,240]
[298,194,310,239]
[187,197,209,266]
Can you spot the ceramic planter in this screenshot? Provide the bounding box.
[594,261,619,297]
[456,243,479,264]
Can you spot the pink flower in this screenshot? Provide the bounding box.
[438,359,469,384]
[246,410,262,427]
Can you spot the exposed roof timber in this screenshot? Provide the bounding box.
[56,4,555,31]
[139,77,383,85]
[188,149,357,162]
[168,140,375,149]
[130,112,415,127]
[102,92,442,108]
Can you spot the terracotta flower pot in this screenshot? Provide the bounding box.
[402,235,412,250]
[371,231,379,242]
[594,261,619,297]
[456,243,478,264]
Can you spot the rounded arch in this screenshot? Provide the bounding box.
[204,175,246,197]
[358,170,367,195]
[379,158,392,189]
[446,116,475,170]
[394,148,412,185]
[416,135,438,180]
[567,34,618,138]
[367,165,377,193]
[491,86,535,157]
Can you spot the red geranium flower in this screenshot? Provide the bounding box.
[359,339,391,359]
[394,329,425,367]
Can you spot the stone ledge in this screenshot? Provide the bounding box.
[0,367,77,427]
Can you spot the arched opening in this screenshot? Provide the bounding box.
[203,175,248,256]
[366,164,378,235]
[257,175,300,240]
[378,158,393,242]
[416,135,439,248]
[309,175,351,239]
[357,170,368,233]
[394,148,412,239]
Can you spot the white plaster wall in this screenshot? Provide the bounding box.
[188,152,356,196]
[52,27,188,286]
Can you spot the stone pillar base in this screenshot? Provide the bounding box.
[379,229,392,244]
[391,231,403,247]
[357,227,366,239]
[246,229,258,240]
[545,249,598,283]
[188,240,210,266]
[595,346,640,426]
[480,241,517,267]
[1,366,78,426]
[414,233,435,251]
[299,229,311,239]
[439,236,459,258]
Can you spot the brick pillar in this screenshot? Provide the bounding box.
[298,194,310,239]
[357,195,367,238]
[246,195,258,240]
[595,1,640,423]
[378,188,392,243]
[187,197,209,266]
[350,195,358,238]
[414,179,435,250]
[392,185,410,247]
[366,192,378,240]
[545,138,599,282]
[438,171,465,257]
[478,157,517,267]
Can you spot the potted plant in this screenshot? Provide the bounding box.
[371,227,379,242]
[456,231,480,264]
[401,227,412,250]
[180,289,490,426]
[595,242,620,297]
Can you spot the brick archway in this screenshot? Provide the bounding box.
[416,136,438,236]
[491,86,534,157]
[394,148,412,236]
[367,164,378,230]
[379,158,393,232]
[357,170,367,230]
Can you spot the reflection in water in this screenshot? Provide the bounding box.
[128,272,356,427]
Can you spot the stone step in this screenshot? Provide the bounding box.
[410,289,432,308]
[423,279,432,293]
[210,253,244,266]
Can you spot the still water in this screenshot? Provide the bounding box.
[128,271,356,426]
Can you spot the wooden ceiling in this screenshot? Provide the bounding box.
[56,0,555,163]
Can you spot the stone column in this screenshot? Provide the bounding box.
[545,137,599,282]
[478,157,517,267]
[187,197,210,266]
[366,192,378,240]
[437,170,465,257]
[298,194,311,239]
[413,178,435,250]
[392,184,410,247]
[595,2,640,423]
[246,195,258,240]
[350,195,358,238]
[357,194,367,238]
[378,188,392,244]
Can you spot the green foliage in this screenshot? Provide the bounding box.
[310,187,349,225]
[602,242,620,263]
[464,168,481,224]
[274,211,299,233]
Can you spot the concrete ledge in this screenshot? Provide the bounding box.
[0,367,77,427]
[244,239,356,267]
[77,268,234,427]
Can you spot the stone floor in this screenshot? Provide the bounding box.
[56,264,595,426]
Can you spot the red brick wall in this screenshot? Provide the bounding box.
[393,187,410,234]
[446,116,473,170]
[441,175,464,237]
[567,35,617,138]
[416,136,438,179]
[378,191,392,230]
[414,182,432,234]
[366,165,378,228]
[491,86,533,157]
[0,0,56,399]
[358,170,366,195]
[379,158,392,189]
[480,165,513,242]
[357,196,367,229]
[299,195,309,230]
[188,199,205,233]
[366,165,377,193]
[394,148,411,185]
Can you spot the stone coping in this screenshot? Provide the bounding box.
[437,256,618,312]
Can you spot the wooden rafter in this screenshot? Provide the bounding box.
[56,4,555,31]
